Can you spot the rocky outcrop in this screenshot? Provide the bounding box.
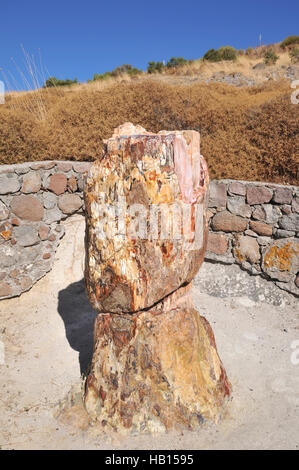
[83,124,230,433]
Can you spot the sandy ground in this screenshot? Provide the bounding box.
[0,214,298,450]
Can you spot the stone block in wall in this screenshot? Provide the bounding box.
[42,192,57,209]
[43,207,62,224]
[48,174,67,195]
[10,195,44,221]
[252,205,265,221]
[208,181,227,208]
[279,214,299,231]
[56,161,73,172]
[14,225,39,247]
[246,185,273,205]
[211,211,247,232]
[233,235,260,264]
[0,174,21,194]
[227,196,251,218]
[207,232,229,255]
[273,187,292,205]
[262,204,282,225]
[228,181,246,196]
[275,229,296,239]
[67,176,77,192]
[21,171,41,194]
[292,197,299,213]
[58,194,82,214]
[262,238,299,286]
[73,162,91,173]
[30,161,55,170]
[249,220,273,236]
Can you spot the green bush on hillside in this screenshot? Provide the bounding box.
[280,35,299,48]
[218,46,237,61]
[203,46,237,62]
[166,57,193,68]
[203,49,222,62]
[44,77,78,87]
[91,64,142,81]
[147,61,165,73]
[264,49,279,65]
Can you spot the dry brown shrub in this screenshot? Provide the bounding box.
[0,78,297,184]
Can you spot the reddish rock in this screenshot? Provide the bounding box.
[280,205,292,214]
[273,187,292,205]
[0,281,12,297]
[234,235,260,264]
[85,125,209,313]
[211,211,247,232]
[84,124,230,432]
[11,218,20,226]
[30,161,55,170]
[67,176,78,193]
[208,182,227,208]
[38,224,49,241]
[73,162,91,173]
[84,285,231,431]
[56,161,73,172]
[10,195,44,221]
[58,193,82,214]
[229,181,246,196]
[249,220,273,236]
[48,233,56,241]
[246,186,272,205]
[43,253,51,259]
[48,174,67,195]
[21,171,41,193]
[207,232,229,255]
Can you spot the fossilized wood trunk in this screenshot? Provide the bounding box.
[84,125,209,313]
[83,123,231,432]
[84,285,230,432]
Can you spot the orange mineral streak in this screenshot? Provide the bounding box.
[0,229,12,240]
[264,241,299,271]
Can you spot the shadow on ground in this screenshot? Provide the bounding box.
[58,279,97,375]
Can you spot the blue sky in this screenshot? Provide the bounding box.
[1,0,298,88]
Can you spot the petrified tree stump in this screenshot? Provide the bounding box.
[83,123,231,432]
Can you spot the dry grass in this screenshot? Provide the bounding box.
[0,75,298,185]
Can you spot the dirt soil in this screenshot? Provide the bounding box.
[0,214,298,450]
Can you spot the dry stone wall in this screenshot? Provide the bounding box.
[0,161,91,299]
[0,162,298,299]
[206,180,299,295]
